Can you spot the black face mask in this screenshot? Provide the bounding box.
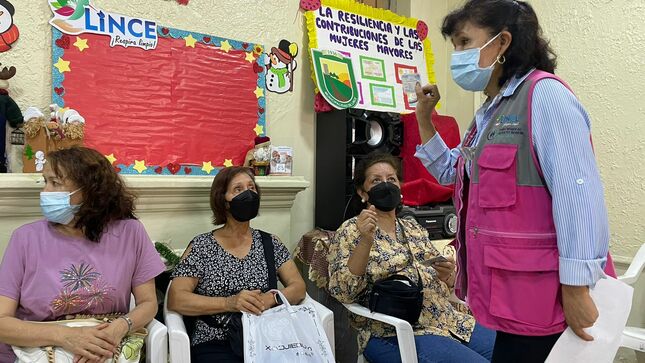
[228,190,260,222]
[367,182,401,212]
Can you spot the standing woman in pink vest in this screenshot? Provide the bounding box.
[414,0,616,362]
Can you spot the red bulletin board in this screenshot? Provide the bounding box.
[52,28,267,175]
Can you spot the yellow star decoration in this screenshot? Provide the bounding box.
[220,40,232,53]
[223,159,234,168]
[184,34,197,48]
[254,87,264,98]
[73,37,89,52]
[105,153,117,165]
[133,160,147,174]
[54,58,71,73]
[245,52,255,63]
[253,124,264,136]
[201,161,215,174]
[58,107,70,115]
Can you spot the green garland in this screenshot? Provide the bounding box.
[154,242,181,269]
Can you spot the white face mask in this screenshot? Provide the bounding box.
[450,32,502,91]
[40,188,82,225]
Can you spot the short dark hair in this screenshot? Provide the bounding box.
[47,147,136,242]
[353,152,403,193]
[210,166,260,225]
[441,0,557,87]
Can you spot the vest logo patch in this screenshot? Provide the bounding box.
[487,130,497,140]
[495,114,520,126]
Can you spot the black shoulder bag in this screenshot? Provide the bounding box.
[367,219,424,325]
[198,230,277,357]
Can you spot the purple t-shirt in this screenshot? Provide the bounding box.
[0,219,165,362]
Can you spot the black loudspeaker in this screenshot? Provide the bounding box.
[398,205,458,240]
[315,108,403,231]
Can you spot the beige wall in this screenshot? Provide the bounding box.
[528,0,645,265]
[2,0,317,249]
[528,2,645,361]
[407,0,478,131]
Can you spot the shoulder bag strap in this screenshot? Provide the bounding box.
[259,230,278,290]
[396,218,423,290]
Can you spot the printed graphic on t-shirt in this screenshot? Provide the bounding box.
[50,262,116,315]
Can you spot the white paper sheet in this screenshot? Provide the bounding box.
[546,277,634,363]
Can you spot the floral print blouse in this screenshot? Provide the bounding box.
[327,217,475,352]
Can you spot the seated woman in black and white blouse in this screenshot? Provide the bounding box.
[167,166,306,363]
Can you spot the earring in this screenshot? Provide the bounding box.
[497,55,506,64]
[361,198,366,203]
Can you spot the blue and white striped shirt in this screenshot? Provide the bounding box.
[415,70,609,286]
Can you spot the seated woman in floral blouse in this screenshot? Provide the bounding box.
[168,166,306,363]
[328,152,495,363]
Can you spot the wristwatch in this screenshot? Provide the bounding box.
[272,291,283,306]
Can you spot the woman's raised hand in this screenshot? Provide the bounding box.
[357,205,378,244]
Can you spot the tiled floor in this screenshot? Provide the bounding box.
[615,347,641,363]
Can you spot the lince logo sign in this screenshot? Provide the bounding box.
[49,0,158,50]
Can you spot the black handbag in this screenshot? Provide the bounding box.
[367,219,424,325]
[198,230,278,357]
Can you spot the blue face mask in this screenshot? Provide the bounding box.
[40,188,82,225]
[450,33,502,91]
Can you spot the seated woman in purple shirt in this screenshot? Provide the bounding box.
[0,147,165,363]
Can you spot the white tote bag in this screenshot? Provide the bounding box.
[12,318,146,363]
[242,290,334,363]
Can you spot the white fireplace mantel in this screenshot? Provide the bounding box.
[0,174,310,253]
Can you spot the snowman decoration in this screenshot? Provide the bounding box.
[0,0,19,52]
[34,150,46,172]
[264,40,298,94]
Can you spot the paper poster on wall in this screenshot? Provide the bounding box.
[264,39,299,94]
[50,4,267,175]
[49,0,158,50]
[0,0,19,52]
[311,49,358,109]
[305,0,437,113]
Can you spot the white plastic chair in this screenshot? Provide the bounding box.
[163,282,191,363]
[343,303,418,363]
[129,294,168,363]
[163,281,335,362]
[619,243,645,354]
[344,292,468,363]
